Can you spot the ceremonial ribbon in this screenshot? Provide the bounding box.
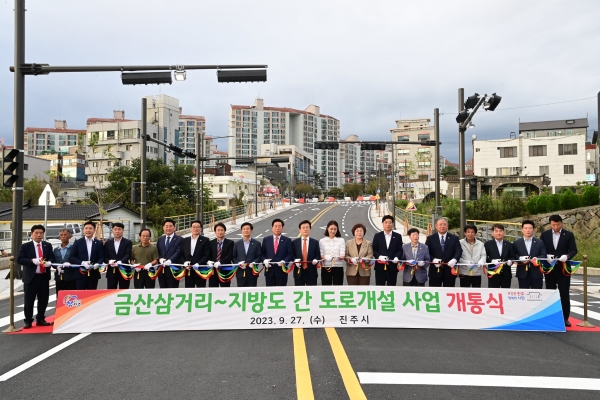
[562,261,581,276]
[483,262,504,278]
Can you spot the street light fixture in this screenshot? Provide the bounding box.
[173,66,186,82]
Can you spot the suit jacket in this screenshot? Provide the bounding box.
[209,238,234,265]
[17,240,55,284]
[425,232,462,279]
[53,244,76,281]
[458,238,487,276]
[402,242,430,283]
[513,236,547,279]
[104,238,133,279]
[540,229,578,261]
[181,235,211,265]
[156,234,183,264]
[345,239,373,277]
[292,237,321,280]
[261,235,294,278]
[371,231,404,272]
[232,238,263,264]
[69,237,105,280]
[484,239,515,280]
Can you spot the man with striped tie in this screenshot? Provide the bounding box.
[208,223,234,287]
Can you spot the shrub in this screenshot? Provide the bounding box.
[581,186,599,207]
[559,189,580,210]
[526,196,538,214]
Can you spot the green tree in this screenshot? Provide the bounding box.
[440,166,459,177]
[294,182,312,198]
[343,183,362,200]
[328,187,343,198]
[581,185,599,207]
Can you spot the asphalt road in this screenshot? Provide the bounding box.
[1,202,600,400]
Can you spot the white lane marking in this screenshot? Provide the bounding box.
[256,234,263,238]
[0,306,56,328]
[265,229,270,232]
[571,306,600,321]
[345,234,349,237]
[571,300,584,306]
[357,372,600,391]
[17,294,57,308]
[0,333,91,382]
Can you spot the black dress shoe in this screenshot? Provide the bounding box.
[564,320,572,327]
[36,320,53,327]
[23,322,32,329]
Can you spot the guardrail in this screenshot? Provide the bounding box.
[466,219,522,242]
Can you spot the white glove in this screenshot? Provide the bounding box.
[109,259,116,266]
[117,261,122,266]
[207,261,214,267]
[57,266,63,274]
[350,257,358,265]
[312,259,318,265]
[159,258,166,264]
[144,263,152,271]
[263,260,270,268]
[432,258,441,266]
[213,261,221,269]
[93,264,99,270]
[238,261,246,268]
[325,255,332,261]
[44,261,52,268]
[294,258,302,267]
[135,267,141,272]
[163,259,172,266]
[418,261,425,267]
[519,256,529,261]
[32,258,40,266]
[192,263,199,269]
[62,262,71,268]
[448,259,457,268]
[507,260,513,266]
[558,255,568,262]
[378,256,388,261]
[547,254,555,260]
[491,259,500,264]
[183,261,191,269]
[82,261,91,270]
[392,257,399,264]
[478,258,486,267]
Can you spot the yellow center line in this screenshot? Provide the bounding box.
[325,327,367,400]
[293,203,337,400]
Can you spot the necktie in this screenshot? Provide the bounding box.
[37,243,45,273]
[216,241,222,261]
[302,238,308,262]
[274,236,279,254]
[441,235,445,252]
[165,236,171,251]
[412,246,417,259]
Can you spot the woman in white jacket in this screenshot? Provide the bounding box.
[459,224,487,288]
[319,220,346,285]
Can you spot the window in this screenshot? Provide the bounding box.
[496,167,519,176]
[219,184,223,193]
[126,145,132,151]
[125,160,131,166]
[107,161,112,167]
[398,149,410,155]
[499,147,517,158]
[24,164,28,171]
[529,145,547,157]
[417,134,430,141]
[418,161,431,168]
[481,168,488,175]
[539,166,549,175]
[564,165,574,174]
[558,143,577,155]
[397,136,409,142]
[417,148,430,153]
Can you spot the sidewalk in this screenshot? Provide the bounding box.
[368,202,427,244]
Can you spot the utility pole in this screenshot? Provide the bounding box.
[140,98,147,229]
[434,108,441,223]
[458,88,466,239]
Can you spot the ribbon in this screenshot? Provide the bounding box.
[192,265,214,280]
[483,262,504,278]
[251,262,264,276]
[216,265,238,283]
[562,261,581,276]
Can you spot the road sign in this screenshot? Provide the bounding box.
[38,184,56,206]
[376,189,380,193]
[405,200,417,211]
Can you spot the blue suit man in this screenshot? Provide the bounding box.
[69,221,105,290]
[292,220,321,286]
[233,222,263,287]
[402,233,430,286]
[372,215,404,286]
[425,218,462,287]
[261,218,294,286]
[157,229,183,289]
[513,220,547,290]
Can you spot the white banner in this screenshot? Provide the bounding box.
[52,287,565,333]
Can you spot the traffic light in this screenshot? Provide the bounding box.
[131,182,141,204]
[360,143,386,151]
[484,93,502,111]
[3,148,19,188]
[168,144,183,155]
[187,190,195,205]
[469,178,478,201]
[314,141,339,150]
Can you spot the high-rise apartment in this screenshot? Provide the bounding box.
[24,120,85,156]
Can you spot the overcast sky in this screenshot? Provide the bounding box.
[1,0,599,162]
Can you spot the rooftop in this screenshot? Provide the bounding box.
[519,118,588,131]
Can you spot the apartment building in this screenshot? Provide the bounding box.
[178,114,206,166]
[24,120,85,156]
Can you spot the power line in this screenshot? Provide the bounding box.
[495,96,596,111]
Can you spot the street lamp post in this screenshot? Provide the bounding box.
[458,88,466,238]
[140,98,147,229]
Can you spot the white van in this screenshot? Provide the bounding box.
[44,223,83,247]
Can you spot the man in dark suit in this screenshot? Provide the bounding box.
[17,224,55,328]
[262,218,294,286]
[182,220,210,288]
[53,228,75,295]
[513,219,547,289]
[156,218,183,289]
[104,222,133,289]
[484,223,515,289]
[540,214,578,326]
[425,218,462,287]
[292,220,322,286]
[208,222,234,287]
[372,215,404,286]
[70,221,105,290]
[233,222,263,287]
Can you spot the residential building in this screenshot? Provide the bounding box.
[474,122,588,193]
[259,143,314,185]
[38,147,86,181]
[519,118,588,138]
[1,144,53,181]
[145,94,182,165]
[205,170,257,209]
[228,98,341,189]
[24,120,85,156]
[340,135,362,184]
[178,114,206,165]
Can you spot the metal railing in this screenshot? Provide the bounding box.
[392,205,431,231]
[466,219,522,242]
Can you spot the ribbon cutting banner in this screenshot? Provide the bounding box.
[52,286,565,334]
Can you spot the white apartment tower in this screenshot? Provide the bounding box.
[178,114,206,166]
